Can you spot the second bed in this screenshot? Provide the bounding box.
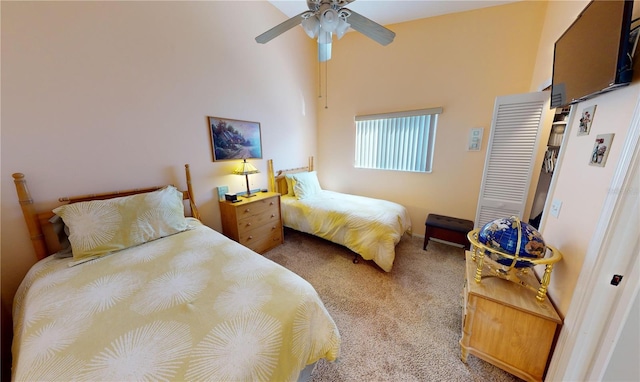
[267,158,412,272]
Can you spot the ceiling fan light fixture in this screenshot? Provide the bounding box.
[336,18,350,39]
[302,16,320,38]
[320,8,339,32]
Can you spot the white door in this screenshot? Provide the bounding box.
[474,91,551,228]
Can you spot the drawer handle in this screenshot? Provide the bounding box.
[247,236,253,240]
[246,223,252,227]
[244,208,250,213]
[270,214,275,218]
[269,202,274,206]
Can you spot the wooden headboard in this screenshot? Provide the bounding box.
[266,156,314,195]
[13,164,200,260]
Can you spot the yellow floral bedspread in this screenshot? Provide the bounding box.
[12,219,340,382]
[281,191,412,272]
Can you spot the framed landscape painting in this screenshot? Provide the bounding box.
[208,117,263,161]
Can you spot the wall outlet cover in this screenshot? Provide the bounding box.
[550,199,562,218]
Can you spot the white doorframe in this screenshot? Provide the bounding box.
[546,95,640,380]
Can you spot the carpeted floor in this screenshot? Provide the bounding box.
[263,228,522,382]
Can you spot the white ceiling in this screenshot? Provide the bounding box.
[267,0,521,26]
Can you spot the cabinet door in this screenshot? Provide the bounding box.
[474,91,552,228]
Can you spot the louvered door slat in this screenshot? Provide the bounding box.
[474,92,551,228]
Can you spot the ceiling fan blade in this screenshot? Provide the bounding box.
[343,8,395,46]
[256,11,309,44]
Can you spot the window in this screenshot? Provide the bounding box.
[355,107,442,173]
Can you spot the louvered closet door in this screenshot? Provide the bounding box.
[474,91,551,228]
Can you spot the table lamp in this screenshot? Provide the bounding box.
[233,159,259,198]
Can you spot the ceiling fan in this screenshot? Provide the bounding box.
[255,0,395,62]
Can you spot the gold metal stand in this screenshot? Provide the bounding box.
[467,229,562,302]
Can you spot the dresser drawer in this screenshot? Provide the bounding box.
[241,225,283,253]
[236,204,280,233]
[234,196,279,219]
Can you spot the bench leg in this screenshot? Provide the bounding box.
[423,226,432,250]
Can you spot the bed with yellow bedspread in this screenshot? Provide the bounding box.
[281,190,412,272]
[12,219,340,381]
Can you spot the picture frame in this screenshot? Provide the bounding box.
[578,105,596,136]
[208,116,263,161]
[216,185,229,202]
[589,133,614,167]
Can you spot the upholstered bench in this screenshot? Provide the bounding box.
[423,214,474,251]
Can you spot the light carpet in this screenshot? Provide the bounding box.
[263,228,522,382]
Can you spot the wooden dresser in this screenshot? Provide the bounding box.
[460,252,562,382]
[219,192,283,253]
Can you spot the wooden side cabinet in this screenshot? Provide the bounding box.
[460,252,562,382]
[219,192,283,254]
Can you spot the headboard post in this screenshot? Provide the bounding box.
[268,157,315,195]
[184,164,201,220]
[12,173,48,259]
[267,160,275,192]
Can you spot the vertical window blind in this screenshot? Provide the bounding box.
[355,107,442,172]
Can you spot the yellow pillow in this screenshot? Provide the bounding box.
[284,174,296,197]
[53,186,188,261]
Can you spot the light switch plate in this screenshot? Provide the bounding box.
[468,128,484,151]
[550,199,562,218]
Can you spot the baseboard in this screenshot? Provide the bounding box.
[427,237,465,248]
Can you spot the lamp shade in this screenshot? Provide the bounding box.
[336,18,350,39]
[320,8,339,32]
[234,159,259,198]
[302,16,320,38]
[233,159,259,175]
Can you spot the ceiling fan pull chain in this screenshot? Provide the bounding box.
[318,57,322,99]
[325,51,329,109]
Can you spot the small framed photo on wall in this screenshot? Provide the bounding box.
[589,133,614,167]
[578,105,596,136]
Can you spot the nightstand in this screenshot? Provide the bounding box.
[460,251,562,381]
[219,192,283,253]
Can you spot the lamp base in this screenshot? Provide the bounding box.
[242,193,257,198]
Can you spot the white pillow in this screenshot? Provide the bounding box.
[292,171,322,199]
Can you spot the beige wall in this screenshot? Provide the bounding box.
[315,1,547,237]
[1,1,317,305]
[529,0,640,316]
